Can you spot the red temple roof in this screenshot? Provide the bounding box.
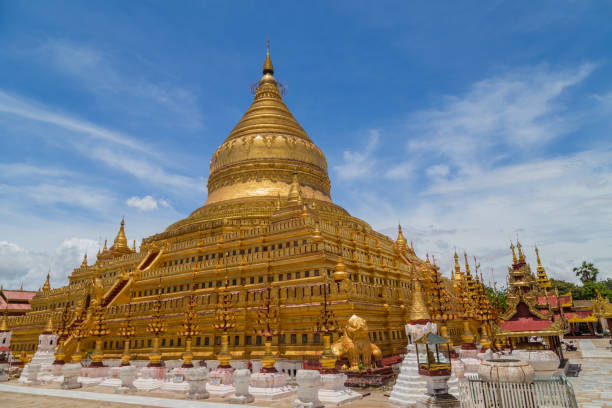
[2,291,36,301]
[501,318,553,332]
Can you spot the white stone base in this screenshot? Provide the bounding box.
[249,385,296,400]
[78,376,104,387]
[318,373,361,406]
[206,383,235,397]
[229,394,254,404]
[133,378,163,392]
[160,381,189,393]
[319,388,362,405]
[98,378,122,388]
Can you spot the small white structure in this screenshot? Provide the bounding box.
[19,330,57,384]
[160,367,190,393]
[390,322,459,407]
[249,370,295,400]
[230,368,254,403]
[133,366,166,391]
[206,366,235,397]
[61,363,82,389]
[186,367,209,399]
[293,369,324,408]
[116,365,137,394]
[318,372,361,405]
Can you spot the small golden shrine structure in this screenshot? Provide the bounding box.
[492,243,566,356]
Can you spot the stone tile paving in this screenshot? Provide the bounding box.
[567,338,612,408]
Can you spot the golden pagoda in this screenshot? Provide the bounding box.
[5,45,481,363]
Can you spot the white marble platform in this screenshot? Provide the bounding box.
[0,383,268,407]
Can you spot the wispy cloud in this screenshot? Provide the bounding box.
[407,63,595,172]
[0,90,148,153]
[337,64,612,284]
[37,39,202,130]
[126,195,170,211]
[0,238,101,290]
[333,129,380,180]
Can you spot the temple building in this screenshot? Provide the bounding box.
[0,287,36,316]
[492,242,566,358]
[4,47,496,365]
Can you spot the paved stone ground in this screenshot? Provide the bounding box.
[1,339,611,408]
[567,338,612,408]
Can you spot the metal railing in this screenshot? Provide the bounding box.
[459,375,578,408]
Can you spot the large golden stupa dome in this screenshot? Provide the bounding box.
[206,47,331,205]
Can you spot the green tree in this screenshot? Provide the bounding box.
[573,261,599,284]
[581,281,612,301]
[549,278,578,295]
[485,286,507,312]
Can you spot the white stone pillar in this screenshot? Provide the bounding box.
[230,368,254,403]
[294,369,323,408]
[116,365,137,394]
[187,367,209,399]
[61,363,82,389]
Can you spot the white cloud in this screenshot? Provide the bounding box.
[336,64,612,285]
[126,195,170,211]
[37,39,202,130]
[0,90,148,153]
[0,238,100,290]
[333,129,380,180]
[426,164,450,179]
[407,63,595,172]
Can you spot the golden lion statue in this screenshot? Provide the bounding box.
[331,314,382,370]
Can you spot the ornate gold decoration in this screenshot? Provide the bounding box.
[317,273,339,371]
[254,284,279,371]
[88,301,109,367]
[146,280,166,367]
[213,274,236,367]
[117,302,135,366]
[178,268,200,368]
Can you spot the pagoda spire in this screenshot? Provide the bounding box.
[535,246,551,288]
[103,239,107,251]
[510,243,518,264]
[517,241,525,262]
[396,224,408,251]
[112,218,130,252]
[81,253,88,268]
[287,173,303,204]
[263,39,274,75]
[407,278,431,323]
[454,251,461,276]
[42,273,50,292]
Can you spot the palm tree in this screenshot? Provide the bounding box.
[573,261,599,284]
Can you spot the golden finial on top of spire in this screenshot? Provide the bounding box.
[464,252,472,275]
[103,239,108,251]
[425,253,430,263]
[454,251,461,274]
[535,246,551,288]
[42,273,50,292]
[112,218,129,251]
[133,240,136,251]
[396,224,408,251]
[81,253,88,268]
[263,39,274,75]
[510,242,517,264]
[517,241,525,261]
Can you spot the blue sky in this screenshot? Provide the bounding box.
[1,1,611,290]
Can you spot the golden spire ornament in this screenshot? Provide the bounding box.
[88,301,110,367]
[53,302,72,365]
[70,321,88,363]
[253,282,279,372]
[510,242,518,264]
[42,273,51,292]
[396,224,408,252]
[535,247,551,288]
[146,279,167,367]
[81,253,88,268]
[117,301,136,366]
[213,274,236,368]
[316,270,340,372]
[178,266,200,368]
